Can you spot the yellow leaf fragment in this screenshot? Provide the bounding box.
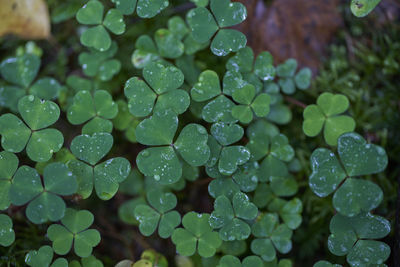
[0,0,50,39]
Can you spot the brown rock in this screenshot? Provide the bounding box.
[237,0,343,73]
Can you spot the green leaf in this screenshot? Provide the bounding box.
[317,92,349,116]
[124,77,157,117]
[209,192,257,241]
[70,133,114,165]
[172,212,221,257]
[0,54,40,88]
[270,176,298,197]
[303,93,355,145]
[103,9,125,35]
[82,117,113,135]
[10,163,77,224]
[119,197,146,225]
[25,246,54,267]
[219,146,251,175]
[26,192,66,224]
[94,157,131,200]
[232,161,259,192]
[27,129,64,162]
[76,0,104,25]
[0,214,15,246]
[202,95,237,123]
[338,132,388,176]
[350,0,381,17]
[267,103,292,125]
[251,238,276,262]
[233,192,258,220]
[68,160,93,199]
[302,105,325,137]
[278,78,295,95]
[168,16,189,40]
[9,166,42,205]
[112,0,137,15]
[30,78,62,100]
[310,133,388,216]
[313,261,342,267]
[48,209,100,258]
[254,52,275,81]
[218,255,241,267]
[0,114,31,153]
[226,46,254,73]
[211,29,247,57]
[308,149,353,192]
[294,67,312,90]
[190,0,209,7]
[186,7,218,43]
[155,89,190,115]
[208,178,240,200]
[210,0,247,28]
[80,25,111,52]
[232,105,253,124]
[252,213,278,238]
[211,122,243,146]
[279,198,302,230]
[175,124,210,166]
[136,0,169,18]
[191,70,221,102]
[131,35,160,69]
[135,204,160,236]
[135,190,180,238]
[43,163,77,196]
[136,109,178,146]
[154,29,184,59]
[18,95,60,130]
[143,62,184,95]
[347,240,390,266]
[328,213,391,264]
[98,59,121,81]
[0,85,25,112]
[270,134,294,162]
[0,151,18,210]
[222,70,248,96]
[232,84,255,105]
[78,42,119,78]
[276,59,297,78]
[324,116,356,146]
[137,146,181,184]
[333,178,383,217]
[251,93,271,117]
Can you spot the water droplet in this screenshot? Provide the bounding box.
[141,150,150,157]
[197,125,206,134]
[28,95,34,101]
[154,174,160,181]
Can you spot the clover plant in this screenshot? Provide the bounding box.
[9,163,77,224]
[0,0,393,266]
[47,209,101,258]
[0,54,62,111]
[68,133,131,199]
[303,92,356,146]
[0,95,63,162]
[76,0,126,51]
[172,212,222,257]
[134,189,181,238]
[209,192,258,241]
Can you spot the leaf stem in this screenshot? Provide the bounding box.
[284,96,307,109]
